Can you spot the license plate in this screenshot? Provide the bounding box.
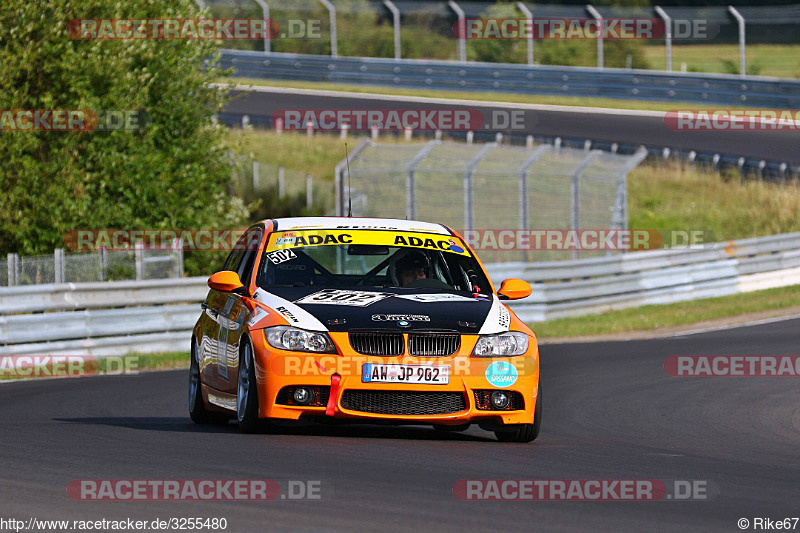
[362,364,450,385]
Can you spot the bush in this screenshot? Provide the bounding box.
[0,0,249,277]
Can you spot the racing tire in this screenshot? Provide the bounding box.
[189,339,230,425]
[236,336,263,434]
[495,383,542,443]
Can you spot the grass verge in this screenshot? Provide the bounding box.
[0,351,189,381]
[530,284,800,339]
[224,77,720,113]
[228,130,800,243]
[641,43,800,79]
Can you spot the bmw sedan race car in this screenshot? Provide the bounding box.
[189,217,541,442]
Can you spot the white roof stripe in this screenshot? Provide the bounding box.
[272,217,451,235]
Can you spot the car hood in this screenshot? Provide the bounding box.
[253,287,510,335]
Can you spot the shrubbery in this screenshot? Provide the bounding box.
[0,0,247,276]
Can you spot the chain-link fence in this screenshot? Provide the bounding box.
[336,139,647,262]
[229,154,336,216]
[207,1,800,75]
[1,245,183,287]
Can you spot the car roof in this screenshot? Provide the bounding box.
[269,217,453,236]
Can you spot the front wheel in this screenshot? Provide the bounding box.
[236,337,262,433]
[189,339,229,425]
[495,383,541,443]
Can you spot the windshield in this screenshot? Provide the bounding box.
[256,229,492,293]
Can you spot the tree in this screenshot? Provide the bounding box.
[0,0,248,275]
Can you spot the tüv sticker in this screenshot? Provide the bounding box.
[485,361,518,388]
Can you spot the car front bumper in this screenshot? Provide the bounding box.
[252,331,540,427]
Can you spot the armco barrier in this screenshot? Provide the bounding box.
[2,232,800,355]
[219,50,800,109]
[489,232,800,321]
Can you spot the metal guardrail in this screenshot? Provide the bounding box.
[219,50,800,109]
[488,232,800,321]
[2,232,800,355]
[209,3,800,76]
[0,277,209,315]
[2,244,183,287]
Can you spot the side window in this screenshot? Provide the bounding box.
[237,227,264,285]
[222,247,245,274]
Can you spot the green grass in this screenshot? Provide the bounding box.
[123,351,189,371]
[225,130,800,337]
[530,284,800,338]
[642,43,800,78]
[223,78,715,113]
[227,128,354,182]
[228,130,800,244]
[0,351,189,381]
[629,163,800,242]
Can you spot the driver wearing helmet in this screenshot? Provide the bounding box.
[395,250,430,287]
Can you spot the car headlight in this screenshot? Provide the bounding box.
[265,326,336,353]
[472,332,529,357]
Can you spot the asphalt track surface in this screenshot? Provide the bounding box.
[2,318,799,532]
[224,87,800,163]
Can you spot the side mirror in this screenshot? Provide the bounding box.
[497,278,532,301]
[208,270,244,292]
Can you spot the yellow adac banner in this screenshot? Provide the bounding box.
[266,230,470,256]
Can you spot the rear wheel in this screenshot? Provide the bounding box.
[236,337,262,433]
[495,383,541,443]
[189,339,229,425]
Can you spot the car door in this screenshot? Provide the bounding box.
[200,241,247,392]
[219,227,264,394]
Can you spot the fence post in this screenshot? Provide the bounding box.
[570,151,602,259]
[253,160,259,190]
[99,247,107,282]
[253,0,270,53]
[463,143,496,232]
[135,241,144,281]
[54,248,65,284]
[516,2,534,65]
[586,5,604,69]
[448,0,466,63]
[728,6,746,76]
[7,253,17,286]
[519,145,551,262]
[382,0,402,60]
[612,147,647,252]
[335,165,343,216]
[405,140,439,220]
[306,175,313,210]
[319,0,338,57]
[655,6,672,72]
[278,166,285,198]
[172,238,184,279]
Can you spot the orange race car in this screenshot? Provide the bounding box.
[188,217,541,442]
